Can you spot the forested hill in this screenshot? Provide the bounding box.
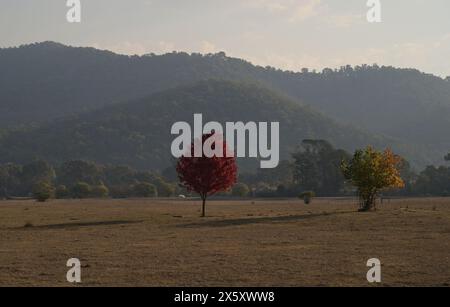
[0,41,267,127]
[0,80,399,171]
[1,41,449,167]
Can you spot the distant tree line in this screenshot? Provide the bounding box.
[0,143,449,202]
[238,141,450,198]
[0,160,178,201]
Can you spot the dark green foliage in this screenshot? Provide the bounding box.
[394,159,418,196]
[0,80,393,172]
[257,160,293,186]
[232,183,250,197]
[0,159,176,198]
[102,165,139,186]
[55,185,70,199]
[299,191,316,204]
[0,163,23,197]
[32,181,54,202]
[1,42,449,167]
[292,140,350,196]
[71,182,91,199]
[445,153,450,161]
[414,166,450,196]
[1,152,449,198]
[239,160,300,197]
[58,160,102,187]
[0,161,55,197]
[56,162,163,198]
[133,182,157,198]
[21,160,55,194]
[0,166,7,198]
[109,185,134,199]
[90,183,109,198]
[153,178,175,197]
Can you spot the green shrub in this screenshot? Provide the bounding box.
[91,184,109,198]
[232,183,250,197]
[133,182,157,198]
[32,181,54,202]
[55,185,70,199]
[154,178,175,197]
[299,191,316,204]
[109,185,133,199]
[71,182,91,199]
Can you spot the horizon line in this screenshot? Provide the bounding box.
[1,40,449,80]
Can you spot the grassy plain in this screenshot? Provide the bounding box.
[1,198,449,286]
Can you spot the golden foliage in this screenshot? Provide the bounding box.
[341,146,405,211]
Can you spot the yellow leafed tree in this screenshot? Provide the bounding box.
[341,147,405,212]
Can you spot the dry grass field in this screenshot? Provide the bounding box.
[1,197,450,287]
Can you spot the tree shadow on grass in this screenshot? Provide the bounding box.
[177,211,355,228]
[17,220,144,230]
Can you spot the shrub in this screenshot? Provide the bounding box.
[109,185,134,199]
[232,183,250,197]
[254,183,277,198]
[91,183,109,198]
[154,178,175,197]
[32,181,54,202]
[55,185,70,199]
[299,191,315,204]
[71,182,91,199]
[133,182,157,198]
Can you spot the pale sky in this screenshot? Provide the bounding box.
[1,0,450,77]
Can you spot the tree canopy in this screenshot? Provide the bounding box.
[292,140,350,196]
[177,133,237,217]
[341,147,405,211]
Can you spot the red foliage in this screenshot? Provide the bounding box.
[176,133,237,216]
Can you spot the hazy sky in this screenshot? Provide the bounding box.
[1,0,450,77]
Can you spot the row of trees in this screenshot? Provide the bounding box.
[1,139,449,213]
[238,140,450,199]
[0,158,255,203]
[174,135,409,214]
[0,160,177,201]
[175,135,447,214]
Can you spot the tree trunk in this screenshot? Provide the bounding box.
[201,196,206,217]
[359,193,376,212]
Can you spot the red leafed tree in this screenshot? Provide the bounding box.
[177,133,237,217]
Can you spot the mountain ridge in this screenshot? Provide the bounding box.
[0,80,410,171]
[1,41,449,168]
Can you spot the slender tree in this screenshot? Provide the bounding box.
[177,133,237,217]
